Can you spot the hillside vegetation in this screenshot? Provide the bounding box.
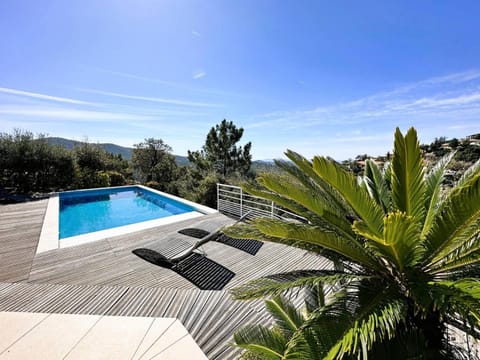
[0,121,253,207]
[45,137,189,164]
[2,128,478,206]
[341,134,480,184]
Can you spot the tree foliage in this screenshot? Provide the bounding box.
[227,127,480,359]
[0,130,130,194]
[188,119,252,178]
[73,141,129,189]
[0,129,75,193]
[184,119,253,208]
[131,138,178,193]
[456,140,480,163]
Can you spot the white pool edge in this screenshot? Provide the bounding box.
[136,185,217,215]
[37,186,217,254]
[38,193,60,253]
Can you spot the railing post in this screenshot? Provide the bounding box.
[240,187,243,218]
[215,182,305,222]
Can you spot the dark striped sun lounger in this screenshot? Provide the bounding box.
[178,228,263,256]
[132,248,235,290]
[132,213,255,289]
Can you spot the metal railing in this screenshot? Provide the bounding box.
[216,183,307,222]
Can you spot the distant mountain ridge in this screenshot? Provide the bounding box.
[45,137,277,167]
[45,137,190,165]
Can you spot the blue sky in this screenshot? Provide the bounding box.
[1,0,480,160]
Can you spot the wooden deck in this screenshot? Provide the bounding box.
[0,199,331,359]
[0,200,47,282]
[0,282,270,359]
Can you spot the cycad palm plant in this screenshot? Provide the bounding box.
[234,285,328,360]
[227,128,480,359]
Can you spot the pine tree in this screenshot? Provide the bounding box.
[188,119,252,178]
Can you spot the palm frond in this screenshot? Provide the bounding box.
[242,182,319,223]
[429,235,480,275]
[308,283,407,360]
[431,251,480,276]
[312,156,385,237]
[230,128,480,359]
[429,279,480,325]
[285,314,346,360]
[304,282,326,313]
[265,296,304,338]
[250,218,385,272]
[326,303,405,360]
[235,297,325,360]
[282,151,352,215]
[249,175,354,236]
[445,264,480,281]
[353,211,424,271]
[230,270,368,300]
[456,158,480,189]
[423,174,480,267]
[364,159,391,213]
[422,152,455,236]
[391,127,426,224]
[234,324,287,359]
[223,222,344,257]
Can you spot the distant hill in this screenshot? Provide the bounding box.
[45,137,189,165]
[45,137,277,168]
[251,159,281,174]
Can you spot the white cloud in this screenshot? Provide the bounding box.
[88,67,248,98]
[104,103,209,117]
[192,30,201,37]
[241,70,480,160]
[247,70,480,131]
[0,87,95,105]
[447,123,480,131]
[90,68,181,87]
[75,88,219,107]
[0,106,155,122]
[193,71,206,79]
[423,69,480,85]
[409,93,480,108]
[3,69,479,161]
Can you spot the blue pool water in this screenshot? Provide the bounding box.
[59,186,195,239]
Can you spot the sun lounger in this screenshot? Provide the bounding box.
[177,228,263,256]
[132,248,235,290]
[131,213,251,289]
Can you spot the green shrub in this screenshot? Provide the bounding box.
[106,171,126,186]
[145,180,161,190]
[194,173,219,208]
[75,170,110,189]
[95,172,111,187]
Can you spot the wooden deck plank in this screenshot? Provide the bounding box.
[0,200,332,359]
[0,281,277,359]
[107,287,159,316]
[0,200,47,282]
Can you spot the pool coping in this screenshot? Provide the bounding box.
[37,185,217,254]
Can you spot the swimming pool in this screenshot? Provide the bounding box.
[60,186,195,239]
[38,185,217,253]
